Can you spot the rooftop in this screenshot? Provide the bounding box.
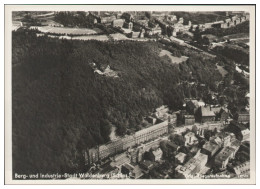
[201,106,215,117]
[215,146,236,161]
[175,152,187,161]
[203,141,220,153]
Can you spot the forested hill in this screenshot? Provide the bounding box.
[12,30,221,175]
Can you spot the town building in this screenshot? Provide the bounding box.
[85,119,168,165]
[128,149,138,163]
[92,163,120,177]
[237,111,250,123]
[86,13,100,24]
[112,19,125,27]
[12,21,23,31]
[206,121,224,131]
[175,152,187,164]
[221,22,229,28]
[126,22,133,29]
[230,139,241,155]
[214,146,238,169]
[201,140,221,159]
[134,120,168,145]
[241,128,250,142]
[186,99,205,114]
[175,153,208,178]
[217,108,229,122]
[110,152,131,168]
[216,132,232,147]
[165,141,179,157]
[139,160,154,173]
[237,141,250,160]
[232,161,250,176]
[210,106,222,115]
[151,148,163,161]
[121,12,134,22]
[165,15,177,22]
[85,147,99,165]
[146,116,157,125]
[184,132,198,146]
[197,106,216,123]
[204,22,214,29]
[100,15,117,24]
[131,31,141,38]
[196,127,205,138]
[168,113,177,127]
[43,20,64,27]
[121,163,143,179]
[186,100,200,114]
[122,135,136,150]
[184,115,195,125]
[241,16,246,22]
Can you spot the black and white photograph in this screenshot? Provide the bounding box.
[4,4,256,184]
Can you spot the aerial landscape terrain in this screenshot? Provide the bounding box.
[12,10,250,180]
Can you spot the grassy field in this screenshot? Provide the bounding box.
[216,64,228,77]
[34,26,103,35]
[109,33,130,40]
[72,35,109,41]
[224,33,249,39]
[159,50,188,64]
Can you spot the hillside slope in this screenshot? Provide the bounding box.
[12,29,221,175]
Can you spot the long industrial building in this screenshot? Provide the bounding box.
[85,119,169,165]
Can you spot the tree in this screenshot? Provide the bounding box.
[145,12,151,19]
[202,36,210,46]
[169,134,185,146]
[204,130,212,141]
[191,125,198,134]
[178,146,190,154]
[193,26,202,44]
[143,151,154,161]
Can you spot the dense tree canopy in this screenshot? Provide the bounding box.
[12,29,223,175]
